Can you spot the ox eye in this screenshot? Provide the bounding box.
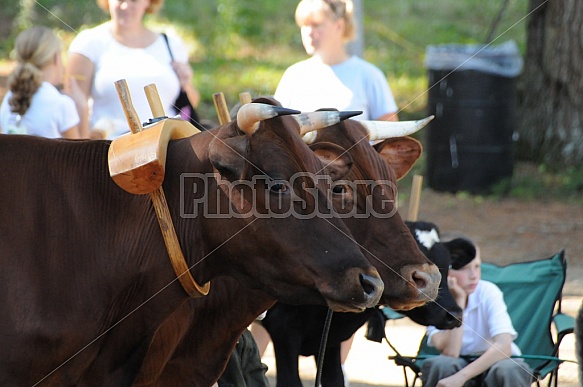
[270,181,289,193]
[332,184,347,194]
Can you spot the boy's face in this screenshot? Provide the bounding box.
[449,254,481,295]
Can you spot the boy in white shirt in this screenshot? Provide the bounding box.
[421,241,532,387]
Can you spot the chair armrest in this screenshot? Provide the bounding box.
[389,354,438,375]
[553,312,575,343]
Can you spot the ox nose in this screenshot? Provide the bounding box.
[404,264,441,302]
[360,271,384,307]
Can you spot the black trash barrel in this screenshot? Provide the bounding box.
[424,42,523,194]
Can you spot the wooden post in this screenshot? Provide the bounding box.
[115,80,143,135]
[239,92,252,105]
[212,92,231,125]
[144,83,166,118]
[407,175,423,222]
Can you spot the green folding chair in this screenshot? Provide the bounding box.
[389,250,576,387]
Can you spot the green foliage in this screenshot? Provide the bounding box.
[398,160,583,204]
[507,163,583,203]
[0,0,106,57]
[416,162,583,204]
[0,1,20,56]
[15,0,105,33]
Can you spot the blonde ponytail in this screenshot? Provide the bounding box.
[8,26,61,116]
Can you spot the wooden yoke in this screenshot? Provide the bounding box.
[109,80,209,298]
[108,84,200,195]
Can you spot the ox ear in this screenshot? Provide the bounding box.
[208,136,249,180]
[373,136,422,180]
[309,142,353,181]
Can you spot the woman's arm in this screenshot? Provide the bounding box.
[65,53,94,138]
[172,61,200,107]
[61,124,81,139]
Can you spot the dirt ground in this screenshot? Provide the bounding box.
[264,186,583,387]
[406,188,583,298]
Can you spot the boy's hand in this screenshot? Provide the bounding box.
[447,276,467,308]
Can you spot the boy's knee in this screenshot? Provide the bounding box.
[487,359,531,385]
[424,355,464,371]
[421,355,467,384]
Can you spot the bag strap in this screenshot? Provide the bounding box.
[161,33,174,61]
[160,33,205,130]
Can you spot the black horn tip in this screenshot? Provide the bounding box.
[339,111,363,121]
[273,106,301,116]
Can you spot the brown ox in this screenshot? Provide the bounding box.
[133,109,440,386]
[0,102,383,385]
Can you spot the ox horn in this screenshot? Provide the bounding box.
[361,115,435,141]
[296,110,362,144]
[236,103,300,134]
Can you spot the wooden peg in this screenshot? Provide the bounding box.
[407,175,423,222]
[144,84,166,118]
[114,79,143,134]
[239,92,252,105]
[212,92,231,125]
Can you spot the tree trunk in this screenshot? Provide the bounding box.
[516,0,583,168]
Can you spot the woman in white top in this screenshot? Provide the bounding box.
[0,26,80,138]
[66,0,200,139]
[274,0,398,121]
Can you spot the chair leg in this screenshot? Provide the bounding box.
[412,373,419,387]
[402,367,409,387]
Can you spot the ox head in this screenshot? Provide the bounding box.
[402,221,464,329]
[193,98,383,312]
[299,113,441,310]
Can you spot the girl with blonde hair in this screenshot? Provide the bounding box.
[0,26,81,138]
[274,0,398,121]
